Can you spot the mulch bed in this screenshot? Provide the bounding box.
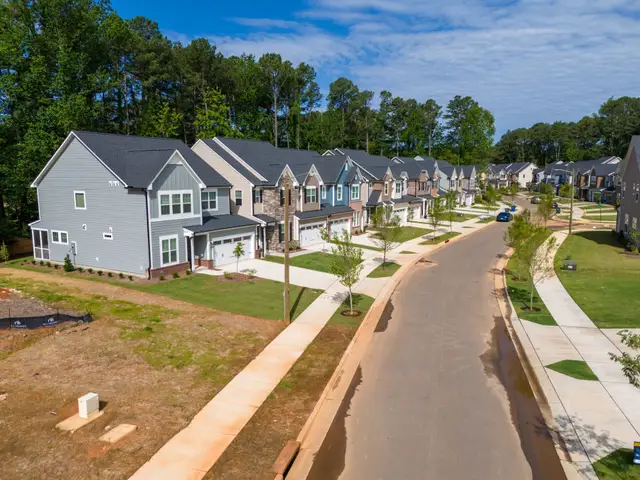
[216,273,261,283]
[340,310,362,317]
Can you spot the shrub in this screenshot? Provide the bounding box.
[0,242,8,263]
[288,240,300,251]
[107,272,113,277]
[159,274,165,281]
[31,260,36,265]
[46,261,52,268]
[173,272,180,279]
[97,270,103,276]
[128,275,133,281]
[119,272,124,279]
[54,264,59,269]
[77,267,83,273]
[223,271,233,280]
[186,269,192,276]
[88,268,93,274]
[39,260,44,266]
[245,268,257,279]
[63,254,74,272]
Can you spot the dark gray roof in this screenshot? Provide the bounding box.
[202,140,262,184]
[395,195,423,204]
[460,165,476,177]
[418,193,435,200]
[184,214,260,233]
[438,165,455,177]
[592,163,617,176]
[254,214,276,224]
[367,190,382,206]
[72,131,230,188]
[295,205,354,220]
[505,162,532,173]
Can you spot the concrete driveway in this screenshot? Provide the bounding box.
[308,218,564,480]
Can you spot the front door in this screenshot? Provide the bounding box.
[32,229,50,260]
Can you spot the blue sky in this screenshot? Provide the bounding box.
[112,0,640,136]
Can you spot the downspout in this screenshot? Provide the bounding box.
[144,189,152,280]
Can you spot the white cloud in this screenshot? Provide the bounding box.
[180,0,640,134]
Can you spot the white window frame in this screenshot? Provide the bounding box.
[32,228,50,260]
[353,211,360,227]
[395,181,402,195]
[74,191,86,210]
[201,188,219,211]
[235,189,243,206]
[337,185,343,201]
[305,186,317,204]
[51,230,69,245]
[159,234,179,267]
[321,185,327,199]
[158,190,194,219]
[384,183,389,195]
[103,232,113,240]
[351,184,360,201]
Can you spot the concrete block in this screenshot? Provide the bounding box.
[78,392,99,419]
[99,423,137,444]
[56,410,104,433]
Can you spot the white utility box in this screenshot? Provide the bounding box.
[78,392,99,419]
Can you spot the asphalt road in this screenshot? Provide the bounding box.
[308,214,565,480]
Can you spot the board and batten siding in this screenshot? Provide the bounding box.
[192,141,253,216]
[35,137,149,275]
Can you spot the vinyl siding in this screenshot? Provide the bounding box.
[149,155,202,219]
[192,141,253,216]
[151,219,190,268]
[34,138,149,275]
[202,188,231,218]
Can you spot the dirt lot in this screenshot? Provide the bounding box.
[0,270,282,480]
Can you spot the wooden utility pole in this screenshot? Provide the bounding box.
[569,168,575,235]
[283,177,291,324]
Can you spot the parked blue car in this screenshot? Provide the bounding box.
[496,211,513,222]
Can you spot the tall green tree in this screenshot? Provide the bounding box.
[194,89,235,139]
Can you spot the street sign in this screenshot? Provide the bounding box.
[633,442,640,464]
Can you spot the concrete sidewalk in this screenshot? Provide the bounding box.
[511,230,640,478]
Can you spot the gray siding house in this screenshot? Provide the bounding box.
[617,136,640,234]
[30,131,260,278]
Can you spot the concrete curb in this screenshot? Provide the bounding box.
[285,218,499,479]
[495,248,595,480]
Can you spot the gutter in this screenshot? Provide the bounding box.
[144,189,152,280]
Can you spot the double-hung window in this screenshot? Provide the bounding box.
[321,185,327,199]
[383,183,389,195]
[74,191,86,210]
[254,189,262,204]
[160,235,178,266]
[159,191,192,218]
[395,181,402,195]
[353,211,360,227]
[337,186,343,201]
[202,190,218,211]
[51,230,68,245]
[305,187,317,204]
[235,190,243,206]
[351,185,360,201]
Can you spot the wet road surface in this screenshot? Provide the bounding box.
[308,218,565,480]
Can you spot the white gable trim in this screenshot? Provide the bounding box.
[147,150,205,191]
[276,165,300,187]
[31,131,128,188]
[347,156,379,180]
[303,164,324,186]
[213,137,268,183]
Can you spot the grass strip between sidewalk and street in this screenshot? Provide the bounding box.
[367,262,401,278]
[203,294,374,480]
[331,240,383,251]
[263,252,338,273]
[505,230,557,326]
[420,232,461,245]
[593,448,640,479]
[546,360,599,381]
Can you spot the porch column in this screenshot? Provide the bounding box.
[206,232,210,260]
[190,235,195,271]
[263,226,267,256]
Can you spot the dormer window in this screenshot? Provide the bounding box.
[395,181,402,195]
[384,183,389,195]
[351,185,360,201]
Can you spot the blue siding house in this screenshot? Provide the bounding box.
[30,131,260,278]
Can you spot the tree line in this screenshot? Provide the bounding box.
[1,0,639,241]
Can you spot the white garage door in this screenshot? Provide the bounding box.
[329,219,349,240]
[394,208,407,224]
[300,222,324,247]
[409,205,421,221]
[211,234,253,266]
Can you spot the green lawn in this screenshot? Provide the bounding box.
[331,240,382,252]
[445,213,477,222]
[556,231,640,328]
[6,257,322,321]
[263,252,338,273]
[420,232,461,245]
[328,293,375,328]
[399,250,416,254]
[582,204,616,211]
[138,275,321,321]
[546,360,599,380]
[367,261,401,278]
[506,231,557,326]
[593,449,640,479]
[373,226,433,243]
